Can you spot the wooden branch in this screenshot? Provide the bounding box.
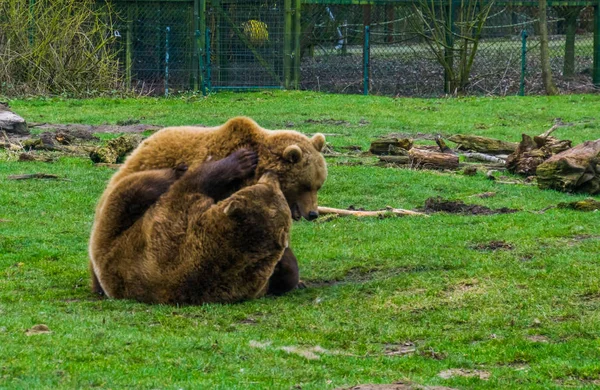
[435,137,454,154]
[539,124,559,139]
[318,206,428,218]
[462,152,505,164]
[7,173,63,180]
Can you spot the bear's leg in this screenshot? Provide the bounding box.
[99,167,185,237]
[90,266,105,296]
[174,149,258,201]
[267,248,300,296]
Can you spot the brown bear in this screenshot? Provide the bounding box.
[89,117,327,304]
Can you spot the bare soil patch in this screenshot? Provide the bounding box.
[421,197,518,215]
[337,382,457,390]
[471,240,514,251]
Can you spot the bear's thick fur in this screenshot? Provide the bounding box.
[89,117,327,304]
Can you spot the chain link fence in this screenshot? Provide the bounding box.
[96,1,600,96]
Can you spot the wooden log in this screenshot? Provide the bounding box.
[89,135,142,164]
[507,131,572,176]
[408,148,459,170]
[557,198,600,211]
[536,139,600,194]
[448,134,518,155]
[317,206,428,218]
[369,138,413,155]
[378,155,410,165]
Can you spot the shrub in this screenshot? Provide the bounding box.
[0,0,121,96]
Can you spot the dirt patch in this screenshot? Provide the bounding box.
[25,324,52,336]
[337,383,457,390]
[378,132,444,141]
[471,240,514,251]
[304,118,351,126]
[383,342,416,357]
[438,369,491,380]
[421,197,519,215]
[527,335,550,343]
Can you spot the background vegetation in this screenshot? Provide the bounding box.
[0,0,120,96]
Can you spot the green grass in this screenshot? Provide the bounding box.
[1,92,600,389]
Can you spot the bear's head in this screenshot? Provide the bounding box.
[261,131,327,221]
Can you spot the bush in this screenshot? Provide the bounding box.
[0,0,121,96]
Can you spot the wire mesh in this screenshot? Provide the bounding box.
[206,1,286,89]
[106,0,598,96]
[301,3,597,96]
[112,0,196,94]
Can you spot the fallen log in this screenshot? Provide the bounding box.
[318,206,428,217]
[369,138,413,155]
[408,148,459,170]
[536,139,600,194]
[448,134,518,155]
[506,128,572,176]
[378,155,410,165]
[89,134,142,164]
[557,198,600,211]
[18,153,55,162]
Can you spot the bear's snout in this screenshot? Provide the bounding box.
[307,211,319,221]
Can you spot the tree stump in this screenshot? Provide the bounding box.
[536,140,600,194]
[369,138,413,155]
[448,134,517,155]
[506,133,571,176]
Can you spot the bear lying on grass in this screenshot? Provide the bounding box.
[89,117,327,304]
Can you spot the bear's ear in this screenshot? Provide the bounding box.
[311,133,326,152]
[283,145,303,164]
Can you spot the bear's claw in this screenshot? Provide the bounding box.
[229,148,258,180]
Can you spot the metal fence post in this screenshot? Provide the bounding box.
[594,3,600,86]
[519,30,528,96]
[444,0,455,94]
[165,26,170,96]
[125,5,133,89]
[284,0,292,89]
[205,28,211,94]
[363,25,370,96]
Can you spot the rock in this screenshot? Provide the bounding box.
[0,107,28,135]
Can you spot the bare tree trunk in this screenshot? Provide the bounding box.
[559,7,582,78]
[539,0,559,94]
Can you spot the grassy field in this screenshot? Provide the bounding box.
[1,91,600,389]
